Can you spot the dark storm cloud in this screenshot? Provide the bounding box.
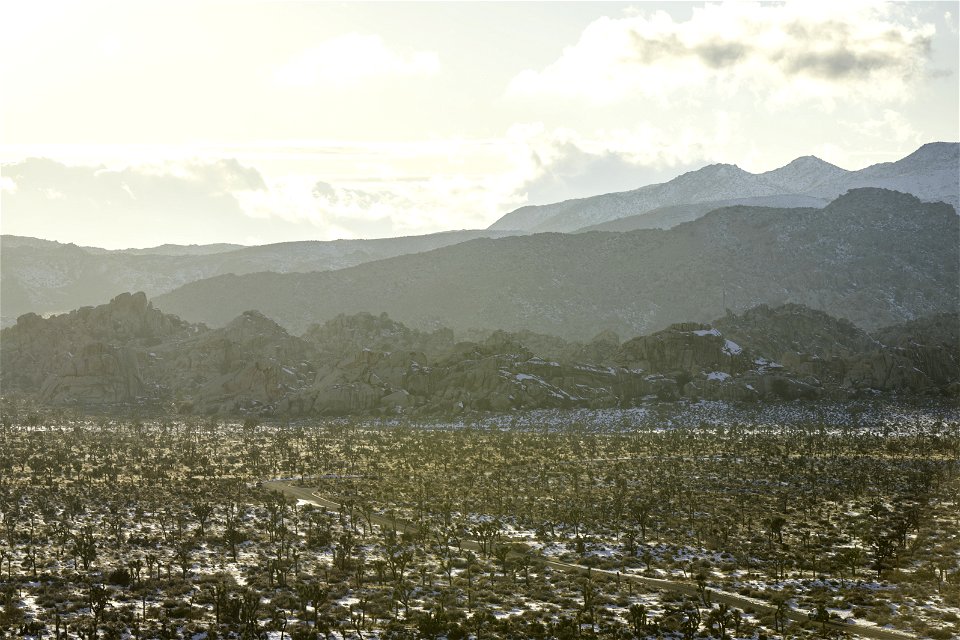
[694,41,751,69]
[627,31,751,70]
[781,49,904,79]
[621,13,931,81]
[777,19,931,80]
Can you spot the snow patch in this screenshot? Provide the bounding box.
[723,339,742,355]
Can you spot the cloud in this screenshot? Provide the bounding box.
[0,116,774,247]
[506,3,935,107]
[235,124,729,230]
[845,109,922,145]
[0,158,286,248]
[942,10,959,37]
[274,33,440,88]
[237,173,514,239]
[312,181,386,210]
[518,142,701,206]
[503,121,726,206]
[0,147,534,248]
[3,157,266,200]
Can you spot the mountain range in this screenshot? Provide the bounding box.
[0,229,520,327]
[490,142,959,233]
[3,139,958,416]
[2,291,955,417]
[3,143,956,332]
[148,188,958,340]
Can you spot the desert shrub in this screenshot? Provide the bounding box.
[107,567,131,587]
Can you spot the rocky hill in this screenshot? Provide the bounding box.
[1,292,200,404]
[152,189,959,340]
[1,294,955,417]
[714,304,959,392]
[303,312,455,362]
[490,142,959,233]
[0,229,521,327]
[713,304,880,361]
[873,313,960,389]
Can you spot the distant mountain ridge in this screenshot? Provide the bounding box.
[81,242,245,256]
[491,142,959,233]
[1,235,243,256]
[0,229,521,327]
[151,188,959,340]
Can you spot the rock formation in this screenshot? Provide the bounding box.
[2,295,956,416]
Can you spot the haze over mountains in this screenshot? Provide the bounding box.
[146,188,957,339]
[2,143,958,345]
[0,229,520,327]
[490,142,959,233]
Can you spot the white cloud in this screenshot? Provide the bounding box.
[946,11,958,35]
[274,33,440,88]
[503,120,731,205]
[506,3,935,108]
[234,175,320,222]
[227,123,733,234]
[846,109,922,144]
[235,170,522,239]
[0,139,624,246]
[14,105,924,248]
[0,158,277,248]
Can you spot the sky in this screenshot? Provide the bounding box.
[1,1,958,249]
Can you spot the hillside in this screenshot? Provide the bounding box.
[713,304,960,391]
[151,189,959,340]
[0,229,520,327]
[579,194,827,233]
[490,142,959,233]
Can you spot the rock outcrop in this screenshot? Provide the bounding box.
[40,342,144,404]
[716,304,959,395]
[1,292,195,403]
[2,295,955,415]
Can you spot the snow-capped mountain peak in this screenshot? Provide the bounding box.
[488,142,959,233]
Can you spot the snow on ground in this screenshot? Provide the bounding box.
[377,400,959,435]
[723,339,743,355]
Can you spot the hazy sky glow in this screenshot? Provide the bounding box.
[1,1,958,248]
